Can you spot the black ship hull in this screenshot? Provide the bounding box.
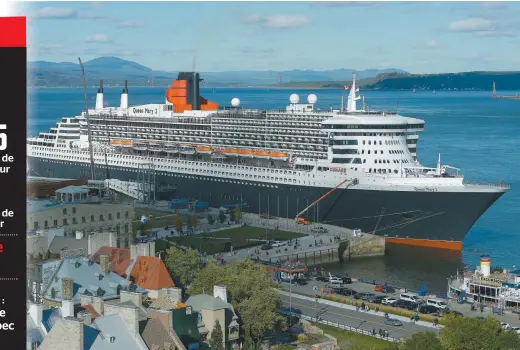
[28,157,504,249]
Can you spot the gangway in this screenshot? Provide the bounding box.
[295,177,358,221]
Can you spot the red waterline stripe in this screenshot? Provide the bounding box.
[0,17,26,47]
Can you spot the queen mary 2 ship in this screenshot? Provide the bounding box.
[27,72,509,251]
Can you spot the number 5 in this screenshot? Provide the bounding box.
[0,124,6,150]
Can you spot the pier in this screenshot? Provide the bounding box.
[492,81,520,100]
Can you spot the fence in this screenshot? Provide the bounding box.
[277,309,405,345]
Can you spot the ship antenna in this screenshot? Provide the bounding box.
[79,57,96,180]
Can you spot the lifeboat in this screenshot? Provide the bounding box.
[254,150,270,159]
[196,146,213,155]
[238,149,254,158]
[269,151,289,161]
[223,148,238,156]
[180,147,196,155]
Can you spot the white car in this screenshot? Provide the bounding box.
[510,326,520,334]
[271,241,285,247]
[501,322,511,330]
[382,297,397,305]
[329,277,343,284]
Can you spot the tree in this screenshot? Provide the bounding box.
[209,319,224,350]
[404,331,442,350]
[191,215,198,228]
[164,246,201,286]
[234,205,242,223]
[189,260,286,349]
[218,210,226,224]
[174,213,183,233]
[440,314,513,350]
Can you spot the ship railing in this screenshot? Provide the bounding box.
[463,181,511,189]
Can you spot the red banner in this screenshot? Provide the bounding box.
[0,17,26,47]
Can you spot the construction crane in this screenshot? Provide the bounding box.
[295,177,359,221]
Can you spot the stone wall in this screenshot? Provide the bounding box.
[342,234,385,260]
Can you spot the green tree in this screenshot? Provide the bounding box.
[496,329,520,349]
[234,205,242,223]
[189,260,286,349]
[164,246,201,286]
[404,331,442,350]
[218,210,226,224]
[440,314,508,350]
[174,213,183,233]
[209,319,224,350]
[191,215,198,228]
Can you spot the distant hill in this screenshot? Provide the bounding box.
[364,72,520,91]
[28,56,407,87]
[277,72,520,91]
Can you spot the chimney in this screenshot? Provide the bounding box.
[168,287,183,301]
[29,302,43,327]
[92,296,104,315]
[119,290,142,307]
[61,300,75,318]
[120,80,128,109]
[62,317,84,350]
[99,254,110,274]
[76,310,92,325]
[95,80,104,110]
[61,278,74,300]
[76,231,84,240]
[213,285,227,303]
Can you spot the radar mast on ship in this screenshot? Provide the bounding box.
[346,72,362,112]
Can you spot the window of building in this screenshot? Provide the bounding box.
[82,216,86,223]
[33,221,39,229]
[44,220,48,228]
[72,207,76,214]
[100,214,104,221]
[108,213,112,220]
[91,215,95,222]
[63,208,67,215]
[54,219,58,227]
[63,218,68,226]
[117,212,120,219]
[125,211,129,218]
[72,217,77,224]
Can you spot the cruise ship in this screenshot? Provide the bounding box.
[27,72,510,251]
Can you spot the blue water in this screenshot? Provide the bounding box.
[28,87,520,282]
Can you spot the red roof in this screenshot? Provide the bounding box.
[81,304,100,318]
[130,256,174,290]
[91,246,132,276]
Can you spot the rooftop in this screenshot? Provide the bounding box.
[91,247,132,276]
[49,236,88,254]
[56,185,88,195]
[130,256,175,290]
[185,294,230,312]
[41,256,146,302]
[85,314,145,349]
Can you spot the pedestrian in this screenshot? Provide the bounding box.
[415,313,419,323]
[356,304,359,312]
[375,306,379,313]
[372,328,376,336]
[378,329,383,337]
[433,318,438,327]
[361,302,365,310]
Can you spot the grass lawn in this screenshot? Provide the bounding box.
[168,236,256,255]
[209,226,304,240]
[312,323,392,350]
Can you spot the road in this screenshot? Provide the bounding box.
[279,294,439,340]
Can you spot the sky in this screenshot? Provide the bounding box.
[15,1,520,73]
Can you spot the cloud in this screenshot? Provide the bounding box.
[31,6,77,19]
[243,14,310,29]
[448,18,493,32]
[425,39,438,48]
[85,34,112,43]
[117,20,143,28]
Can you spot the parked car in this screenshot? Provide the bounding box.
[271,240,286,247]
[368,295,386,304]
[394,300,418,310]
[315,276,328,282]
[311,226,329,234]
[260,244,272,251]
[382,297,398,305]
[360,293,376,301]
[384,318,403,326]
[511,326,520,334]
[329,277,343,285]
[293,278,308,286]
[419,305,439,314]
[332,287,357,296]
[341,277,353,284]
[501,322,511,330]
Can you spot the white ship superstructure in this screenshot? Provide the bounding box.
[27,72,509,250]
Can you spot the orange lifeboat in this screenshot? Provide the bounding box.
[223,148,238,156]
[254,150,270,159]
[238,149,254,158]
[269,151,289,161]
[196,146,213,155]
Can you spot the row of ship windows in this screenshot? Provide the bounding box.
[334,149,408,156]
[331,157,411,165]
[328,124,423,130]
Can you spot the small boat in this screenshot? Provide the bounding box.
[180,147,196,155]
[269,151,289,161]
[254,150,270,159]
[196,145,213,155]
[238,149,254,158]
[223,148,239,156]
